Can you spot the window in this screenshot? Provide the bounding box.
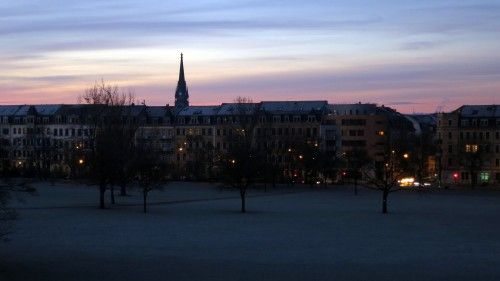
[480,172,490,182]
[448,132,452,139]
[480,119,488,127]
[465,144,478,153]
[448,120,452,126]
[461,119,469,127]
[448,145,453,153]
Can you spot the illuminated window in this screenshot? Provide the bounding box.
[480,172,490,182]
[465,144,478,153]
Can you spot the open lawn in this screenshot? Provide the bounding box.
[1,182,500,281]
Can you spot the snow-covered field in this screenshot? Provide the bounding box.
[2,182,500,281]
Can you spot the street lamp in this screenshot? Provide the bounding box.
[78,159,84,165]
[403,153,409,159]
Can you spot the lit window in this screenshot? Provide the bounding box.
[465,144,478,153]
[480,172,490,182]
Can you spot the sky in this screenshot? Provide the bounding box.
[1,0,500,113]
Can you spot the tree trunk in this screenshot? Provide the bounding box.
[110,184,115,204]
[120,183,127,196]
[99,182,106,209]
[240,188,246,213]
[382,189,388,214]
[143,190,148,213]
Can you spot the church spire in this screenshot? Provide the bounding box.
[178,53,185,83]
[175,53,189,108]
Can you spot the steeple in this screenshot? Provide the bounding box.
[175,53,189,108]
[178,53,185,83]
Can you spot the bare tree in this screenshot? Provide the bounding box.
[364,147,411,214]
[222,97,262,213]
[135,129,164,213]
[79,80,138,209]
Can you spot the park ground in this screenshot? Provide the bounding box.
[1,182,500,281]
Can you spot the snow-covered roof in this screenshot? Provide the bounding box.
[217,103,258,115]
[329,103,377,115]
[34,104,62,116]
[146,106,169,117]
[260,101,327,113]
[407,114,437,125]
[177,106,219,116]
[13,105,31,116]
[120,105,147,117]
[459,105,500,117]
[0,105,22,116]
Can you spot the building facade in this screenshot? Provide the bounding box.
[437,105,500,186]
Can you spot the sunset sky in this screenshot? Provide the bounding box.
[1,0,500,113]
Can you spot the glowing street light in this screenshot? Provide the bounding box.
[78,159,84,165]
[298,155,303,159]
[231,159,236,164]
[403,153,409,159]
[179,147,183,151]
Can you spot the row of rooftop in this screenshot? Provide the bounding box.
[0,101,424,117]
[0,102,497,122]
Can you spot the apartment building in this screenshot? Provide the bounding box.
[437,105,500,185]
